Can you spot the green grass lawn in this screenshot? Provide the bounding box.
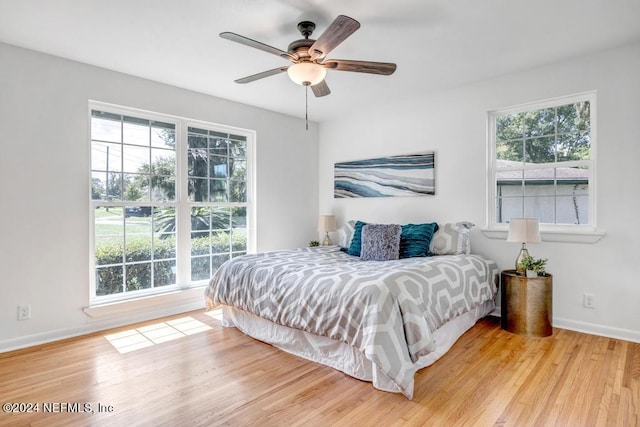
[93,207,247,249]
[94,206,123,218]
[95,207,154,245]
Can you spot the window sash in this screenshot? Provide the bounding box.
[488,92,596,229]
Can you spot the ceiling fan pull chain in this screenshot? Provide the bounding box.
[305,84,309,130]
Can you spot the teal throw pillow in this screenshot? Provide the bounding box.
[347,220,367,256]
[400,223,439,258]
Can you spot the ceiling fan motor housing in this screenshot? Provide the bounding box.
[288,38,315,59]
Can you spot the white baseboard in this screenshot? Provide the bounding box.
[553,317,640,344]
[489,309,640,344]
[0,297,205,353]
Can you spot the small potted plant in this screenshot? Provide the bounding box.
[309,240,320,247]
[518,255,548,277]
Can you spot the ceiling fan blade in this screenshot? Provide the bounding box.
[220,32,298,62]
[323,59,397,75]
[234,67,289,84]
[311,80,331,97]
[308,15,360,61]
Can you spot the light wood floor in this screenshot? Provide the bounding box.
[1,311,638,427]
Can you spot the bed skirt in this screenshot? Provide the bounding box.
[220,299,495,396]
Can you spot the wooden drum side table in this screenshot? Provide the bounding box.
[500,270,553,337]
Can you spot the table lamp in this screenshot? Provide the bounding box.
[507,217,541,273]
[317,215,337,246]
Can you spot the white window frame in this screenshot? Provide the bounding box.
[89,101,256,305]
[485,92,605,243]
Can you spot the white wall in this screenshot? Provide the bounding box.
[319,42,640,342]
[0,43,319,351]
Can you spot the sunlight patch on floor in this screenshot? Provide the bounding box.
[204,308,223,321]
[105,316,213,354]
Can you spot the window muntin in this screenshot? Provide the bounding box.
[490,94,594,227]
[90,105,252,303]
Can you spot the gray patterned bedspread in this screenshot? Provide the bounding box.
[205,246,498,399]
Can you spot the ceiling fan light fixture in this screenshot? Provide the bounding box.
[287,62,326,86]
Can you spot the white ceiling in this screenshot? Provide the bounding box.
[1,0,639,122]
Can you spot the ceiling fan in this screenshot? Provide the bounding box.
[220,15,397,98]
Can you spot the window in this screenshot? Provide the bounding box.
[488,93,595,229]
[90,104,253,303]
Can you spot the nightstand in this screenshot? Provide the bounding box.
[500,270,553,337]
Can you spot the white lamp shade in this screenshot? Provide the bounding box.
[507,217,541,243]
[287,62,327,86]
[317,215,337,233]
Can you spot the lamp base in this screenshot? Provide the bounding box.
[322,232,333,246]
[515,244,530,274]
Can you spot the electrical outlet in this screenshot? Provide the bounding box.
[18,304,31,320]
[583,293,595,309]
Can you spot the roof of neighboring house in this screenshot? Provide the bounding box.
[496,160,589,183]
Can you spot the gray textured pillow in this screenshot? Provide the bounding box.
[360,224,402,261]
[429,222,474,255]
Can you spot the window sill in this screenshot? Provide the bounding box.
[480,227,606,244]
[83,286,206,319]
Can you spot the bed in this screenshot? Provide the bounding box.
[205,243,498,400]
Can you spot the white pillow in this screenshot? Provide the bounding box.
[429,222,474,255]
[339,220,356,248]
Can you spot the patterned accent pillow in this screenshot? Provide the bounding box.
[429,222,474,255]
[347,220,367,256]
[360,224,402,261]
[339,220,356,248]
[400,223,439,258]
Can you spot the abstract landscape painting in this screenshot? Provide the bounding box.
[334,152,435,198]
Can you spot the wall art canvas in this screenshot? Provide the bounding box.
[334,152,435,198]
